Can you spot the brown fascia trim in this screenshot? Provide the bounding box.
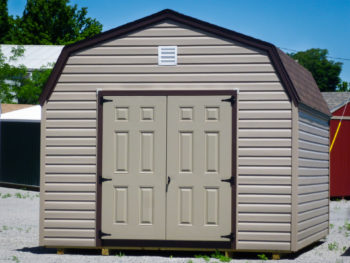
[39,9,299,105]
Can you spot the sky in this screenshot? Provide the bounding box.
[8,0,350,82]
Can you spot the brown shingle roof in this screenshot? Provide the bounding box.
[277,49,331,116]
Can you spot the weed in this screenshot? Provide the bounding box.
[344,221,350,231]
[25,227,32,233]
[169,255,173,258]
[328,241,339,251]
[116,251,124,257]
[211,250,231,262]
[195,254,210,262]
[3,225,9,231]
[343,246,347,252]
[330,223,334,229]
[2,193,11,199]
[338,226,343,232]
[257,254,268,260]
[11,256,19,263]
[187,260,193,263]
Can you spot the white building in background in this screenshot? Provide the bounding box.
[0,44,64,71]
[0,44,63,104]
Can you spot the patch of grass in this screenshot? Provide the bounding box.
[328,241,339,251]
[187,260,193,263]
[211,250,231,262]
[257,254,268,260]
[10,256,19,263]
[2,193,11,199]
[343,246,347,252]
[338,226,343,232]
[115,251,124,257]
[3,225,9,231]
[344,221,350,231]
[14,192,31,199]
[195,254,210,262]
[25,227,32,233]
[330,223,334,229]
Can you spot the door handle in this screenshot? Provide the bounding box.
[166,176,171,192]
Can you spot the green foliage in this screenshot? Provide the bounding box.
[0,46,52,104]
[10,256,20,263]
[6,0,102,45]
[330,223,334,229]
[257,253,268,260]
[337,81,350,92]
[288,48,342,92]
[1,193,11,199]
[116,251,125,257]
[210,250,231,262]
[0,0,11,42]
[194,254,210,262]
[328,241,339,251]
[344,221,350,231]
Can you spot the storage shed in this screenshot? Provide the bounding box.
[322,92,350,198]
[38,10,331,253]
[0,105,41,189]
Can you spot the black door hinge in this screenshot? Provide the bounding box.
[99,177,112,184]
[221,96,235,106]
[221,176,235,185]
[221,232,235,241]
[99,97,113,105]
[99,230,111,238]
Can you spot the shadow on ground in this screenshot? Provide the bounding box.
[16,241,326,260]
[342,247,350,256]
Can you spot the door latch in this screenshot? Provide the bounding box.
[166,176,171,192]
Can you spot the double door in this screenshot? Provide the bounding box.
[101,94,233,241]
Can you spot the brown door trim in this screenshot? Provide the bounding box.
[96,90,237,249]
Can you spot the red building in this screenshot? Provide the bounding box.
[323,92,350,198]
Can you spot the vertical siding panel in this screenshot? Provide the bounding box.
[297,109,329,251]
[291,102,299,251]
[39,103,47,246]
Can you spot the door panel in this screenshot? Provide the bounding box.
[166,96,232,241]
[101,96,166,239]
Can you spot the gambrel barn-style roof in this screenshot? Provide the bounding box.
[39,9,330,116]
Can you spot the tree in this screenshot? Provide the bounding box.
[337,81,350,92]
[8,0,102,45]
[0,0,10,43]
[0,46,52,104]
[288,48,342,92]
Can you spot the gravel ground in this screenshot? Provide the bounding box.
[0,186,349,263]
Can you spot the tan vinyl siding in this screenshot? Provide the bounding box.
[42,20,292,250]
[297,109,329,250]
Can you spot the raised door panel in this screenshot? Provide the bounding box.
[101,96,166,239]
[166,96,232,241]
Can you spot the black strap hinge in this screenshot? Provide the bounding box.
[99,97,113,105]
[221,96,235,106]
[99,230,111,238]
[99,177,112,184]
[221,232,235,241]
[221,176,235,185]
